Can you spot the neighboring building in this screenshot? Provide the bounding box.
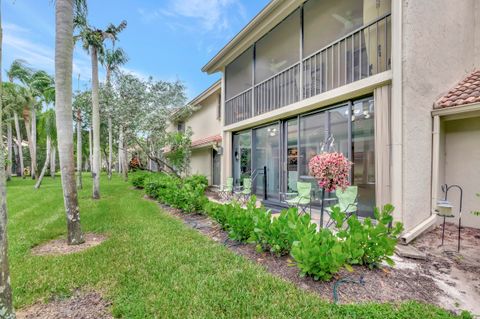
[169,80,222,186]
[200,0,480,234]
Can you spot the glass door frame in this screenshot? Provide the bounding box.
[232,95,374,210]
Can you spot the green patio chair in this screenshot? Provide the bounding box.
[325,186,358,227]
[219,177,234,201]
[285,182,312,215]
[239,178,252,204]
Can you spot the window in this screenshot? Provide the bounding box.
[225,47,253,100]
[177,121,185,133]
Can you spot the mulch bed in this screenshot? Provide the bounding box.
[16,291,113,319]
[411,223,480,315]
[31,233,108,256]
[147,195,443,306]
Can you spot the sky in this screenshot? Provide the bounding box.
[3,0,269,100]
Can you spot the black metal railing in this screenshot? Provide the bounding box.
[254,64,300,116]
[224,14,391,125]
[303,14,391,99]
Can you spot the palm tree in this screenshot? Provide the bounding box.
[54,0,85,245]
[3,83,30,179]
[0,1,15,316]
[6,60,41,180]
[75,16,127,199]
[6,60,32,179]
[34,109,56,189]
[29,70,55,182]
[6,114,11,181]
[100,47,128,180]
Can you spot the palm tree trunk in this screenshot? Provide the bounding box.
[0,4,15,315]
[119,126,128,181]
[88,127,92,174]
[31,108,37,179]
[76,110,82,189]
[34,135,51,189]
[108,116,112,180]
[13,112,24,178]
[23,108,34,179]
[117,131,122,175]
[6,120,12,181]
[91,46,101,199]
[54,0,84,245]
[50,145,56,178]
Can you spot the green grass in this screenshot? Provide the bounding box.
[6,174,460,318]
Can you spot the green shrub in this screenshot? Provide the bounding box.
[203,201,230,229]
[291,228,347,281]
[184,175,208,189]
[252,208,317,256]
[142,173,208,213]
[131,172,150,189]
[331,204,403,267]
[226,198,259,242]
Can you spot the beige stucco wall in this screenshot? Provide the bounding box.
[186,91,221,141]
[441,117,480,228]
[399,0,478,231]
[190,147,213,184]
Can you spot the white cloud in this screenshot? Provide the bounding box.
[119,67,151,81]
[3,31,95,84]
[139,0,245,33]
[3,22,30,34]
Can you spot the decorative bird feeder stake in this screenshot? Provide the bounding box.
[436,184,463,252]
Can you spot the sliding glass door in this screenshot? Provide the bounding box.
[252,124,280,200]
[232,96,375,217]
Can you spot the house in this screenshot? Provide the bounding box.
[199,0,480,237]
[168,80,222,186]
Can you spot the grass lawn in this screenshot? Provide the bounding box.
[6,174,461,318]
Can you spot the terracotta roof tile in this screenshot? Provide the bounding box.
[435,70,480,109]
[191,135,222,148]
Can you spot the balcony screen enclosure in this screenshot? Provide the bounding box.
[232,96,376,217]
[224,0,391,125]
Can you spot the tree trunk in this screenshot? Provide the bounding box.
[50,146,56,178]
[88,127,92,175]
[34,135,51,189]
[117,131,122,175]
[13,112,24,178]
[0,5,15,316]
[54,0,84,245]
[6,120,12,181]
[76,110,82,189]
[108,116,112,180]
[13,143,19,176]
[91,47,101,199]
[119,126,128,181]
[31,108,37,179]
[23,107,35,179]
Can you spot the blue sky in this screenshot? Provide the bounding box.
[3,0,269,99]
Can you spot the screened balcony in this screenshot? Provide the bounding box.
[224,0,391,125]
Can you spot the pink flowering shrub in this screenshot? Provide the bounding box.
[308,152,352,192]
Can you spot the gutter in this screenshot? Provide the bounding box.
[400,213,438,244]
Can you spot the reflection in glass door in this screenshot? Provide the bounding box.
[233,131,251,186]
[284,119,298,193]
[253,124,280,200]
